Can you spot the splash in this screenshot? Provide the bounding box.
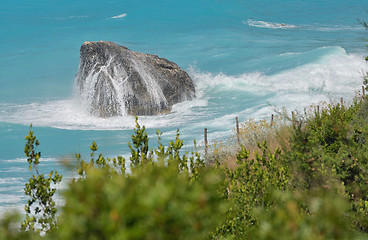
[75,55,128,117]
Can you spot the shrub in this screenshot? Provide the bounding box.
[55,163,227,240]
[213,142,290,239]
[249,189,361,240]
[21,125,62,233]
[285,99,368,231]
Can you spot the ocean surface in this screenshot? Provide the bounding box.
[1,0,368,215]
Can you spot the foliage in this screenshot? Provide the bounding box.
[75,116,206,180]
[128,116,151,169]
[284,99,368,231]
[213,142,290,239]
[21,125,62,233]
[75,140,126,179]
[55,162,227,240]
[249,189,362,240]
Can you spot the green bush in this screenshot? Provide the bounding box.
[249,189,361,240]
[284,99,368,231]
[55,163,227,240]
[213,142,290,239]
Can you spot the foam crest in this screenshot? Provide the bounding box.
[48,15,88,21]
[189,68,265,95]
[0,167,24,173]
[245,19,298,29]
[310,24,362,32]
[2,157,58,163]
[109,13,127,19]
[194,47,366,92]
[190,48,368,119]
[267,49,366,94]
[0,194,23,204]
[244,19,362,32]
[0,177,24,185]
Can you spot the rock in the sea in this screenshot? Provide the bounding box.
[75,41,195,117]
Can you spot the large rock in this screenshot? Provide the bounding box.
[75,41,195,117]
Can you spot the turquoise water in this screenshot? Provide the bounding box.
[1,0,368,213]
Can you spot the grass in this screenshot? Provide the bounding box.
[206,113,293,168]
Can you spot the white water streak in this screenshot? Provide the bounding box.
[130,58,168,108]
[109,13,127,19]
[246,19,298,29]
[245,19,362,32]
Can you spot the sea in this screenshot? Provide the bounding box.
[1,0,368,215]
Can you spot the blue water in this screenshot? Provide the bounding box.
[1,0,368,214]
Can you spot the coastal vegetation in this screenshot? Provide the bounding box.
[1,91,368,239]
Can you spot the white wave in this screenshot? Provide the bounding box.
[190,47,368,118]
[0,97,205,131]
[2,157,58,163]
[244,19,362,32]
[0,178,24,185]
[245,19,298,29]
[190,68,265,94]
[109,13,127,19]
[266,48,367,94]
[50,15,88,20]
[195,47,366,93]
[310,24,362,32]
[0,167,24,173]
[0,186,22,192]
[0,195,23,204]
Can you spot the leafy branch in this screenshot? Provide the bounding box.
[21,125,62,233]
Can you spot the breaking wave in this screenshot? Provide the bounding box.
[244,19,361,32]
[108,13,127,19]
[245,19,298,29]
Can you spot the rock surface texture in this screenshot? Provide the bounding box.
[75,41,195,117]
